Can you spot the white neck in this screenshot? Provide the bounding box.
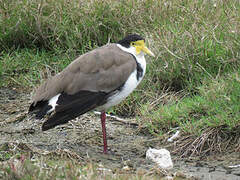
[116,44,146,74]
[116,44,144,58]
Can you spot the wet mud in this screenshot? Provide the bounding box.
[0,88,240,179]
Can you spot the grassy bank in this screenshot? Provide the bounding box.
[1,0,239,136]
[141,70,240,134]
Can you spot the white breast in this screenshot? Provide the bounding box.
[100,55,146,110]
[98,44,147,111]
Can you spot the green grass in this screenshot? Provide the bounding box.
[0,49,75,88]
[140,70,240,135]
[0,0,240,135]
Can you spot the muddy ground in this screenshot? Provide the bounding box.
[0,88,240,180]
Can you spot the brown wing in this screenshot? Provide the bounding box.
[31,44,136,105]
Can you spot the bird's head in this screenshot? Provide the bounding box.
[117,34,155,57]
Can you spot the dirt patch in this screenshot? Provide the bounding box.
[0,88,240,179]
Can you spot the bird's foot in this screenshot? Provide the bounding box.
[102,148,116,155]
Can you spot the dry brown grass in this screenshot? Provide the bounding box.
[172,125,240,157]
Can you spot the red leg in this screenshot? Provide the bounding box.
[101,111,108,154]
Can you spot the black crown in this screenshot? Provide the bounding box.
[117,34,144,48]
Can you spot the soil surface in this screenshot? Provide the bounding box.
[0,88,240,180]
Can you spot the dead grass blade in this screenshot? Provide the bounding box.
[172,126,240,157]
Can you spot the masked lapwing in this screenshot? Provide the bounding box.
[29,34,155,153]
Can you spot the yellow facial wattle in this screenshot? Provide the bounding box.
[131,40,155,57]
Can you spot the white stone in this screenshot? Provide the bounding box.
[146,148,173,170]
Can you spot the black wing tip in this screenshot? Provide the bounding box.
[41,114,69,131]
[42,124,51,131]
[35,114,44,120]
[42,119,57,131]
[28,103,35,113]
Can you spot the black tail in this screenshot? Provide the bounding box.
[42,91,108,131]
[29,101,51,119]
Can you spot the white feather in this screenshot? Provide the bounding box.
[48,93,60,113]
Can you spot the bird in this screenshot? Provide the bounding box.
[29,34,155,154]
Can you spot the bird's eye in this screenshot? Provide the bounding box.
[131,42,135,46]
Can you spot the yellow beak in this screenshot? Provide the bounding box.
[142,46,155,57]
[133,40,155,57]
